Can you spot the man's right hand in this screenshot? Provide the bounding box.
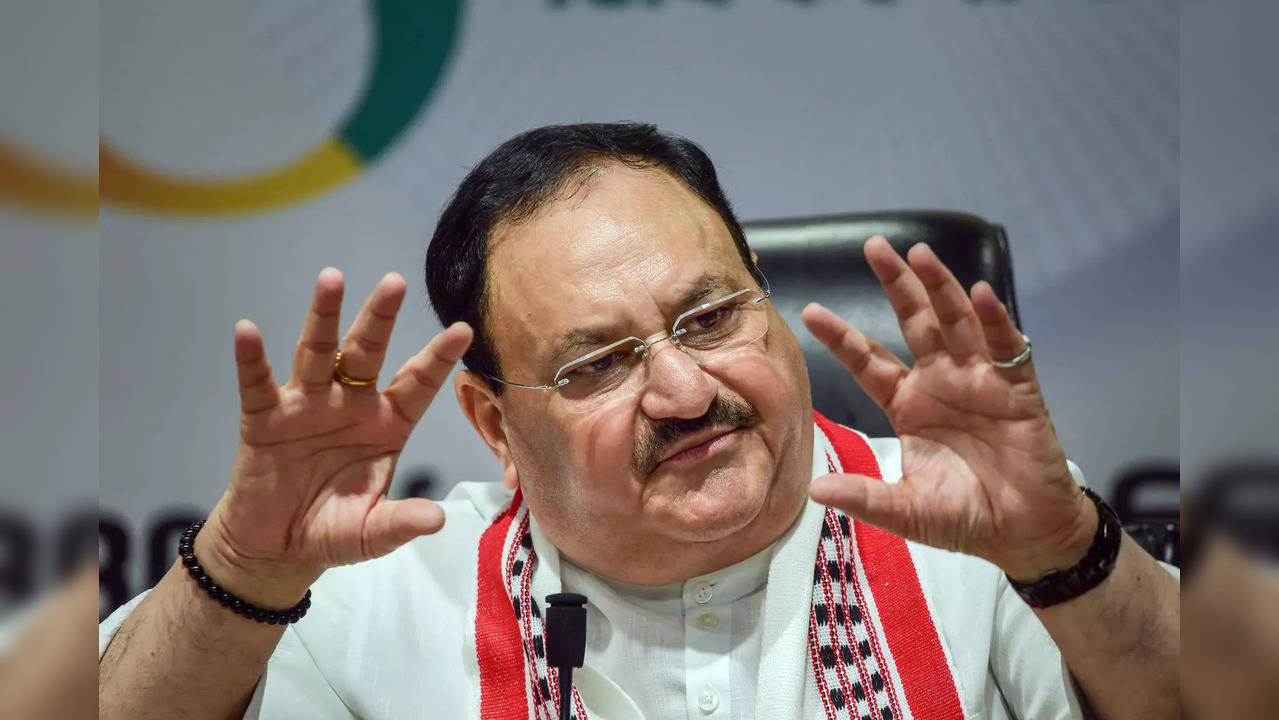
[195,268,474,608]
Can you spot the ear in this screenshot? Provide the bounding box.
[454,371,519,489]
[750,250,759,265]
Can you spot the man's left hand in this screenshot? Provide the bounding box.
[802,235,1096,581]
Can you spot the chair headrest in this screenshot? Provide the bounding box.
[745,210,1019,438]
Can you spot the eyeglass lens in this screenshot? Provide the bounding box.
[553,290,769,413]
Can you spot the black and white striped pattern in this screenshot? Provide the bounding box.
[496,494,910,720]
[809,505,906,720]
[503,508,589,720]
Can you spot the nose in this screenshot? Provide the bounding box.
[638,337,716,420]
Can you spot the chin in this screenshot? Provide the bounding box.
[653,465,773,543]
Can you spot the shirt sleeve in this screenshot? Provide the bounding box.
[98,589,148,659]
[989,574,1088,720]
[99,590,354,719]
[242,626,355,719]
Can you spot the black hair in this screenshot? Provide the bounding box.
[424,122,759,392]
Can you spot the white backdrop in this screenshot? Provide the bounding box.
[88,0,1180,607]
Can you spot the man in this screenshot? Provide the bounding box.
[99,123,1178,719]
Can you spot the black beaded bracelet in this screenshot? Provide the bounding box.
[178,521,311,625]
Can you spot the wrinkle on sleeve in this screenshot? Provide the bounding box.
[242,625,356,720]
[989,574,1087,720]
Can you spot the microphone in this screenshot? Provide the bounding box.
[544,592,588,720]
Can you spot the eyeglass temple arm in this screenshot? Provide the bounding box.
[754,268,772,299]
[485,375,566,391]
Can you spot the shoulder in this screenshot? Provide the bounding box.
[285,481,513,708]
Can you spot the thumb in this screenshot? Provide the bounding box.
[363,498,446,558]
[809,473,915,539]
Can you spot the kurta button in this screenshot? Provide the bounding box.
[696,611,719,630]
[693,583,713,604]
[697,688,720,714]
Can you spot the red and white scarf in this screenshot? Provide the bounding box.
[474,412,965,719]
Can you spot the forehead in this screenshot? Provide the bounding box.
[485,164,747,361]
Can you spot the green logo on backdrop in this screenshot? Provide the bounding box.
[99,0,463,215]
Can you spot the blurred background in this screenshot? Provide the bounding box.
[0,1,1275,715]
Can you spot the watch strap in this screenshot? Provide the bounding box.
[1008,487,1122,609]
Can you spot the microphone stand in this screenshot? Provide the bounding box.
[544,593,588,720]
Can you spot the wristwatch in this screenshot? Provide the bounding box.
[1008,487,1122,609]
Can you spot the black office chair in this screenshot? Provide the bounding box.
[745,210,1020,439]
[1111,465,1181,567]
[1182,462,1279,576]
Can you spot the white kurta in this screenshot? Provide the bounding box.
[99,429,1094,719]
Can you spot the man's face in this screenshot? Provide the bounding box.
[480,163,812,579]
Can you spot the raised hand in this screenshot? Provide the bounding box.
[194,268,473,606]
[802,236,1096,581]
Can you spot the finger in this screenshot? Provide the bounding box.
[290,268,345,390]
[382,322,474,427]
[337,272,408,384]
[809,473,915,540]
[802,302,908,408]
[907,243,987,360]
[971,281,1035,380]
[362,497,446,558]
[863,235,944,360]
[234,319,280,414]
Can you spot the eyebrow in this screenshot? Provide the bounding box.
[676,272,737,310]
[543,272,741,367]
[546,329,616,368]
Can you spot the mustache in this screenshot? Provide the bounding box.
[632,395,759,475]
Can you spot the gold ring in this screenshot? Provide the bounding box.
[333,351,378,387]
